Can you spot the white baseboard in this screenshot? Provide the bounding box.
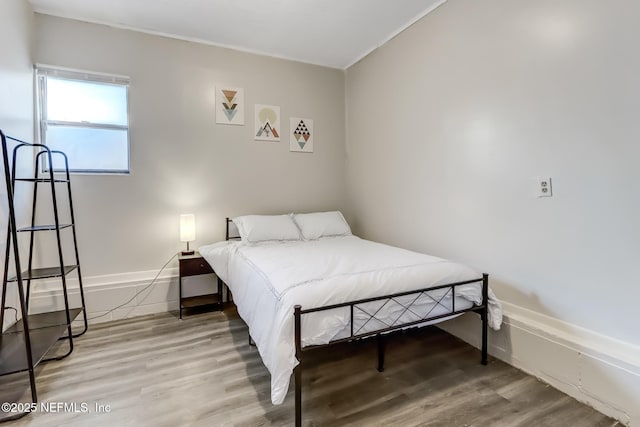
[438,302,640,426]
[28,267,217,324]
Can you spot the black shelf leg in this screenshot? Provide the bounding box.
[61,152,88,337]
[1,130,38,415]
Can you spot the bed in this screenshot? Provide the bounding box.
[199,213,502,426]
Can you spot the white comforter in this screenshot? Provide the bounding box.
[199,235,502,405]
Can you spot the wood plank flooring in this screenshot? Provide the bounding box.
[0,308,619,426]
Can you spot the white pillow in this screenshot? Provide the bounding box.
[233,214,301,243]
[292,211,352,240]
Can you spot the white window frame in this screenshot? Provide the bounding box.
[35,65,131,174]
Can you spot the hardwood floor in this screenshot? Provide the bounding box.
[1,308,619,426]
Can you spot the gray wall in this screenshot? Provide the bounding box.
[33,14,347,277]
[0,0,34,330]
[346,0,640,346]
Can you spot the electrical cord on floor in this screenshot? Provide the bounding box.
[88,252,179,321]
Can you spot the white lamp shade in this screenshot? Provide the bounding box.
[180,214,196,242]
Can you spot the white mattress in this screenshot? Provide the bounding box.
[199,235,502,405]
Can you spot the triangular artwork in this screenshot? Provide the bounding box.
[216,86,244,125]
[290,117,313,153]
[256,122,279,139]
[221,90,238,121]
[293,121,310,149]
[255,105,281,141]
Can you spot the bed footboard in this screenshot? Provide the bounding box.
[293,273,489,427]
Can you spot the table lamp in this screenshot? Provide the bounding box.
[180,214,195,255]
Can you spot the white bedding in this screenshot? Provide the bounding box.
[199,235,502,405]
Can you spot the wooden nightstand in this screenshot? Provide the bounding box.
[179,251,222,319]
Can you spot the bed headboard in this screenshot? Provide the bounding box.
[225,217,241,241]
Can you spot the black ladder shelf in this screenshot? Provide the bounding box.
[0,129,88,422]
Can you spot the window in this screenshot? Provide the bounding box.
[36,66,130,174]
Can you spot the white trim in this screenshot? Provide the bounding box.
[438,303,639,426]
[27,267,217,324]
[31,267,178,292]
[502,301,640,369]
[32,10,342,70]
[35,63,132,174]
[345,0,448,69]
[33,2,448,70]
[35,63,130,83]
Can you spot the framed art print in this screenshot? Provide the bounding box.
[216,86,244,125]
[290,117,313,152]
[255,104,280,141]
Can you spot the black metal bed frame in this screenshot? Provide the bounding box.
[224,218,488,427]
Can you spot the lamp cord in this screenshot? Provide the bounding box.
[88,252,178,321]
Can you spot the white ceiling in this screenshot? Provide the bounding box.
[29,0,446,69]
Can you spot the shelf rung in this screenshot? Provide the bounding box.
[7,265,78,282]
[17,224,73,232]
[181,294,220,309]
[4,308,83,334]
[14,178,69,183]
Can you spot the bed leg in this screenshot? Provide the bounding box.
[295,364,302,427]
[294,305,302,427]
[481,273,489,366]
[481,312,488,366]
[377,333,385,372]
